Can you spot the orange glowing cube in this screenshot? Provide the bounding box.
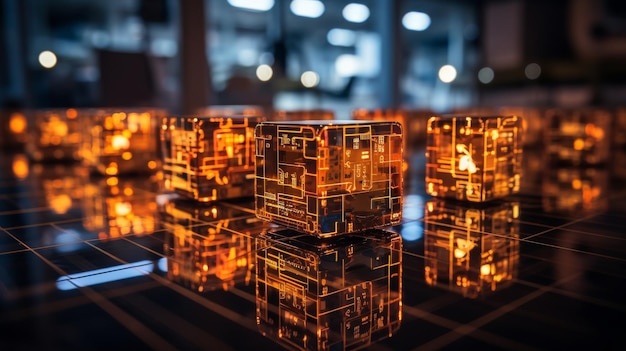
[81,108,164,175]
[426,115,523,202]
[255,120,403,237]
[27,109,82,162]
[256,228,402,350]
[161,115,263,202]
[544,108,611,166]
[424,199,519,298]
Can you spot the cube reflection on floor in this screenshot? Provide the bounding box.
[256,228,402,351]
[424,199,520,298]
[161,115,263,202]
[81,108,165,175]
[425,115,523,202]
[254,120,403,238]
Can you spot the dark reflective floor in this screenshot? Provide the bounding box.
[1,146,625,351]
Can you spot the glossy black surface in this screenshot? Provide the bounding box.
[1,146,625,350]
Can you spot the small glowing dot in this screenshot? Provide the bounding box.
[9,113,27,133]
[66,108,78,119]
[573,138,585,150]
[12,155,29,179]
[38,50,57,69]
[572,179,582,190]
[122,151,133,160]
[106,177,119,186]
[300,71,320,88]
[112,135,130,150]
[525,63,541,80]
[148,160,157,169]
[480,264,491,276]
[342,3,370,23]
[478,67,494,84]
[256,64,273,81]
[123,187,133,196]
[438,65,457,83]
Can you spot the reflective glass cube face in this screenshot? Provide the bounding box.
[544,108,611,166]
[254,120,403,238]
[256,228,402,351]
[28,109,82,162]
[424,199,520,298]
[161,115,263,202]
[81,109,164,175]
[426,115,523,202]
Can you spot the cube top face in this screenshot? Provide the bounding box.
[272,109,334,121]
[161,115,264,202]
[81,108,165,175]
[423,199,520,298]
[544,108,611,166]
[28,109,82,162]
[426,115,523,202]
[161,199,269,292]
[256,229,402,350]
[254,120,403,237]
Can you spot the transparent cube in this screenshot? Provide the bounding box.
[27,108,82,162]
[544,108,611,166]
[161,114,263,202]
[256,228,402,351]
[81,108,164,175]
[426,115,523,202]
[255,120,403,237]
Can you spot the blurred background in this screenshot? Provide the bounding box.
[1,0,626,117]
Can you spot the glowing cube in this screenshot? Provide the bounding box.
[542,166,608,214]
[544,108,611,166]
[424,199,519,298]
[256,228,402,351]
[426,115,523,202]
[161,115,263,202]
[161,198,269,292]
[27,109,82,162]
[255,120,403,238]
[81,108,164,175]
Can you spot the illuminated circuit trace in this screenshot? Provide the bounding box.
[161,115,264,202]
[424,199,520,298]
[426,115,523,202]
[161,198,270,292]
[81,109,165,175]
[255,120,403,238]
[256,228,402,351]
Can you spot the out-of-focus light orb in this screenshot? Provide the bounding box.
[38,50,58,69]
[525,62,541,80]
[300,71,320,88]
[402,11,431,31]
[111,135,130,150]
[9,113,27,133]
[227,0,274,11]
[438,64,457,83]
[290,0,325,18]
[342,3,370,23]
[478,67,494,84]
[256,64,273,81]
[327,28,356,47]
[335,54,360,77]
[12,154,29,179]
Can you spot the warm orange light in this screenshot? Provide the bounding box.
[66,108,78,119]
[112,135,130,150]
[114,201,132,216]
[50,194,72,214]
[9,113,27,134]
[12,154,29,179]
